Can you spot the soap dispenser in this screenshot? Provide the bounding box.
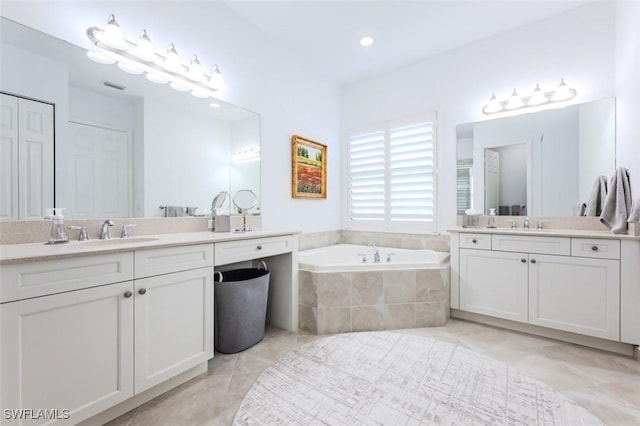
[46,208,69,244]
[487,208,497,228]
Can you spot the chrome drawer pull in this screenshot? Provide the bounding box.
[521,258,526,263]
[138,288,147,295]
[124,291,132,298]
[472,239,477,244]
[592,246,599,251]
[256,245,263,250]
[530,259,537,264]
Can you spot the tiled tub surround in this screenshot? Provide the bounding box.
[298,245,450,334]
[298,230,451,252]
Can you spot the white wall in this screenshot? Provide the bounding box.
[0,1,342,232]
[616,1,640,198]
[342,2,616,230]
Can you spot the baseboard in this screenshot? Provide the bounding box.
[451,309,635,357]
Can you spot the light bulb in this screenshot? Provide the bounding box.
[117,61,144,75]
[97,14,129,50]
[208,65,224,90]
[505,89,524,110]
[552,78,574,101]
[360,36,374,47]
[133,29,155,62]
[187,55,204,82]
[483,93,502,114]
[527,84,547,106]
[163,43,183,73]
[145,72,169,84]
[86,50,116,65]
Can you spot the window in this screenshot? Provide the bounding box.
[348,113,437,233]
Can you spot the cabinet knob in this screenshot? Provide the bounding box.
[472,239,477,244]
[256,245,262,250]
[530,259,537,264]
[124,291,132,298]
[138,288,147,295]
[591,245,599,251]
[521,258,526,263]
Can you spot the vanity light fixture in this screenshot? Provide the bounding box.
[482,79,577,115]
[232,147,260,163]
[86,14,225,99]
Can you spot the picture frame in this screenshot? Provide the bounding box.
[291,135,327,199]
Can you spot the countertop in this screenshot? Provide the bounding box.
[0,230,300,264]
[448,226,640,240]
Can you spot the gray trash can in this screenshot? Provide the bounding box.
[214,265,270,354]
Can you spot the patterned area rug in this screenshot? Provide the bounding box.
[234,332,603,425]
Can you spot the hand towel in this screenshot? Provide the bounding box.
[574,203,586,216]
[628,198,640,223]
[600,168,632,234]
[584,175,608,216]
[164,206,185,217]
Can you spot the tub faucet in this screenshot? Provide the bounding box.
[369,243,381,263]
[100,219,114,240]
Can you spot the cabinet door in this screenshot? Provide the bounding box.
[459,249,528,322]
[529,254,620,340]
[134,267,213,394]
[1,281,134,425]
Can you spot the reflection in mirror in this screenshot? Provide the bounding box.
[456,98,616,217]
[233,189,257,232]
[0,17,260,220]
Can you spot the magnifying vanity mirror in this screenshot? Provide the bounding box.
[232,189,257,232]
[456,97,616,217]
[0,17,261,221]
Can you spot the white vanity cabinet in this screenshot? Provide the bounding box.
[0,253,135,425]
[452,230,634,348]
[133,244,214,394]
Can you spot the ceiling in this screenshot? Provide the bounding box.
[222,0,593,84]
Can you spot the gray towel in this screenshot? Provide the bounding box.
[574,203,586,216]
[600,168,632,234]
[584,176,607,216]
[164,206,185,217]
[629,198,640,223]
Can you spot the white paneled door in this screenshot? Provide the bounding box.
[64,122,130,218]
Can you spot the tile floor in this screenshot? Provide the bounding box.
[107,319,640,425]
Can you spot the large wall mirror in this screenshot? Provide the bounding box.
[0,17,260,220]
[456,98,616,217]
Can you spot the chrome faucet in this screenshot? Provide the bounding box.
[523,216,530,230]
[369,243,381,263]
[100,219,114,240]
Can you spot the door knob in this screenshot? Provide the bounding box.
[124,291,132,298]
[521,258,526,263]
[530,259,537,264]
[138,288,147,295]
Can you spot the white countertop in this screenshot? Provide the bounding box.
[448,226,640,240]
[0,230,300,264]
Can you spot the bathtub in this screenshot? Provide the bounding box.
[298,244,450,335]
[298,244,449,272]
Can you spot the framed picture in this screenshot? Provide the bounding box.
[291,135,327,199]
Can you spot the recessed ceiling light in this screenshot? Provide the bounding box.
[209,102,220,108]
[360,36,374,47]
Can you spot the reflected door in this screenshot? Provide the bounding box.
[484,149,500,214]
[63,122,130,218]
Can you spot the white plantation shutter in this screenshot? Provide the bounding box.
[348,113,437,233]
[457,159,473,215]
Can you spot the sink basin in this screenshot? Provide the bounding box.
[79,237,159,246]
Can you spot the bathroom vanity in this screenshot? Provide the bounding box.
[449,227,640,355]
[0,231,298,425]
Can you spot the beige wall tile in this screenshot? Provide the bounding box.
[385,304,415,330]
[298,305,317,334]
[351,272,383,305]
[415,302,449,327]
[298,271,318,307]
[352,305,384,332]
[317,273,351,308]
[383,271,416,304]
[317,307,351,334]
[416,269,449,303]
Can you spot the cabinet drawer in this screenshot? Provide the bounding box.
[0,252,134,303]
[571,238,620,260]
[492,234,570,255]
[215,235,293,266]
[459,233,491,250]
[135,244,213,278]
